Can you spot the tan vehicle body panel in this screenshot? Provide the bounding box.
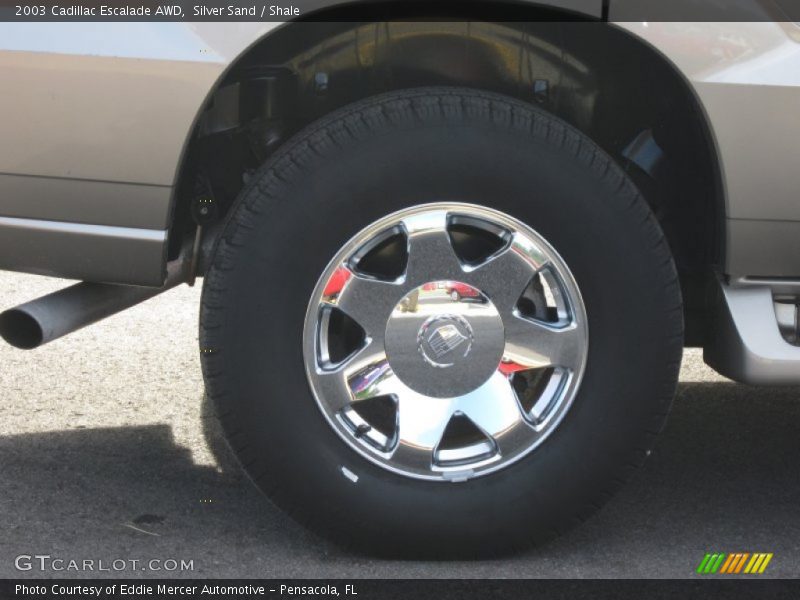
[619,21,800,278]
[0,23,277,284]
[0,16,799,283]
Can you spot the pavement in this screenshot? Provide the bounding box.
[1,271,799,579]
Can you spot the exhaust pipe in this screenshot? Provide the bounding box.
[0,258,189,350]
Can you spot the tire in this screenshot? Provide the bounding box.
[200,87,683,557]
[450,290,460,301]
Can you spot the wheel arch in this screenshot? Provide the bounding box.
[170,6,725,344]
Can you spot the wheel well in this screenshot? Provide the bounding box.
[173,17,723,345]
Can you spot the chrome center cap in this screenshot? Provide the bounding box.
[385,281,505,398]
[418,314,474,368]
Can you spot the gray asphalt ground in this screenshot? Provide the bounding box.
[1,271,799,579]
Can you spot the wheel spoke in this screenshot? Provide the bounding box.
[402,211,465,285]
[327,267,401,339]
[313,368,354,414]
[467,233,545,311]
[457,371,535,457]
[390,391,456,472]
[347,365,402,404]
[316,339,388,411]
[504,316,582,371]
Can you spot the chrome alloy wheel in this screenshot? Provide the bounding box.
[303,204,588,481]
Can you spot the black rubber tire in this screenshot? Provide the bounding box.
[200,87,683,557]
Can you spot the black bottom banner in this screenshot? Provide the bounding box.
[1,579,798,600]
